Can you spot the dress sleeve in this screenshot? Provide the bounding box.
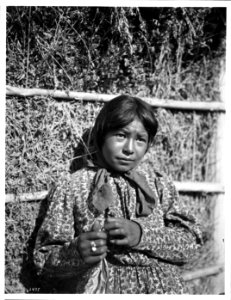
[132,174,203,264]
[33,173,87,280]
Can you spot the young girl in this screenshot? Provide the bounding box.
[33,95,202,294]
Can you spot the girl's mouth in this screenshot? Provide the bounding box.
[117,157,134,162]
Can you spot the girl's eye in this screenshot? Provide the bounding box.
[137,137,147,143]
[116,133,126,138]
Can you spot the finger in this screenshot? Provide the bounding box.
[88,239,108,253]
[107,217,122,222]
[82,231,107,241]
[106,217,123,225]
[80,242,107,259]
[91,220,101,232]
[78,237,107,256]
[89,239,107,250]
[90,245,108,256]
[108,228,126,237]
[104,220,123,231]
[110,237,129,246]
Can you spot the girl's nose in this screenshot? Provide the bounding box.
[123,138,134,155]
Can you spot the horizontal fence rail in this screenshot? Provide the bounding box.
[5,181,225,203]
[174,181,224,194]
[182,264,224,281]
[6,86,226,112]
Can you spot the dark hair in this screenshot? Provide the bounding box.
[92,94,158,149]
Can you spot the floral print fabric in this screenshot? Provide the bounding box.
[33,166,202,294]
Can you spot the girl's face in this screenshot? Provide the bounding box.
[102,118,149,172]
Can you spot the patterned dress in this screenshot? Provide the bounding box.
[33,166,202,294]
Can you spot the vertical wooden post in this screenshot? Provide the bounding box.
[212,59,226,294]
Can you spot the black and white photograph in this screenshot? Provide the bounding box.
[3,2,231,297]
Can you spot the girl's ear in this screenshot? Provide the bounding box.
[145,140,154,153]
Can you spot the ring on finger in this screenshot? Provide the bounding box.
[90,241,97,253]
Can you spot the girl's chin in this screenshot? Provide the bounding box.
[105,159,139,173]
[111,164,135,173]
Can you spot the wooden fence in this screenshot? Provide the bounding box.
[5,86,226,292]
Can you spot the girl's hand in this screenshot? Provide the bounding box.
[104,217,141,247]
[77,221,108,264]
